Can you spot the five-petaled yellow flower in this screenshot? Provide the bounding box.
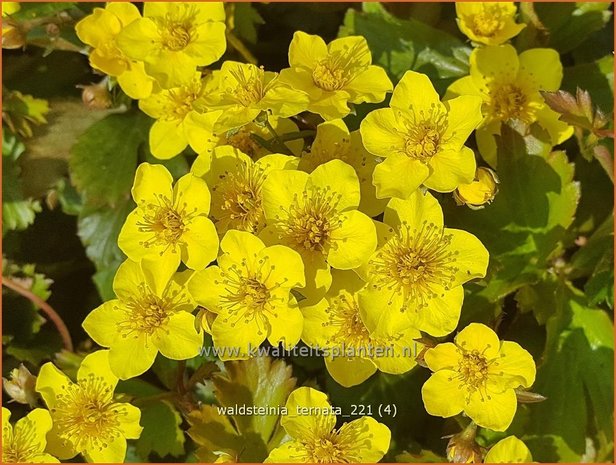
[192,145,298,236]
[301,269,422,387]
[204,61,309,132]
[139,73,218,159]
[279,31,393,120]
[36,351,142,463]
[456,3,526,46]
[265,387,391,463]
[484,436,533,463]
[117,2,226,88]
[118,163,219,271]
[75,3,154,99]
[421,323,536,431]
[299,119,386,217]
[2,407,58,463]
[358,191,489,337]
[188,230,305,359]
[261,159,377,303]
[446,44,573,167]
[361,71,483,199]
[82,258,202,379]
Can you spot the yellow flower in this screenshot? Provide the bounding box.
[456,3,526,46]
[204,61,309,132]
[75,3,154,99]
[301,269,422,387]
[421,323,536,431]
[446,44,573,167]
[212,117,304,160]
[118,163,219,271]
[299,119,386,217]
[35,351,142,462]
[188,230,305,360]
[2,2,20,16]
[191,145,298,236]
[454,166,500,209]
[360,71,483,199]
[2,407,58,463]
[117,2,226,88]
[261,159,377,303]
[139,72,218,159]
[357,191,489,337]
[82,258,202,379]
[279,31,393,120]
[484,436,533,463]
[265,387,391,463]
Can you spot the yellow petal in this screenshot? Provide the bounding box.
[300,298,338,347]
[308,159,360,212]
[131,162,173,205]
[77,350,118,390]
[211,314,264,360]
[116,18,159,61]
[344,65,393,103]
[373,154,430,199]
[35,363,72,409]
[267,299,304,349]
[360,108,406,158]
[153,312,202,359]
[17,408,53,450]
[470,44,519,83]
[220,229,265,261]
[328,210,376,269]
[82,301,122,347]
[535,105,574,145]
[181,215,219,270]
[424,147,477,193]
[75,8,121,49]
[262,244,306,289]
[288,31,328,69]
[424,342,463,372]
[187,266,225,311]
[484,436,533,463]
[184,21,226,65]
[493,341,536,388]
[518,48,563,91]
[117,63,154,100]
[445,75,483,100]
[118,403,143,439]
[106,2,141,27]
[465,388,517,431]
[261,169,309,220]
[109,334,158,380]
[337,416,391,462]
[325,356,377,387]
[83,435,127,463]
[390,70,441,112]
[264,440,311,463]
[282,387,335,440]
[446,228,490,286]
[455,323,501,359]
[444,95,484,149]
[384,190,444,231]
[421,370,466,417]
[149,120,189,159]
[412,286,464,337]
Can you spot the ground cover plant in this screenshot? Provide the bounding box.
[1,2,614,463]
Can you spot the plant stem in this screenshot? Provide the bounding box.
[277,130,316,142]
[2,275,73,352]
[176,360,187,394]
[264,118,293,155]
[226,30,258,65]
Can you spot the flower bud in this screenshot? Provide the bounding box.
[2,364,38,407]
[446,423,483,463]
[2,22,26,50]
[454,167,499,209]
[77,81,112,110]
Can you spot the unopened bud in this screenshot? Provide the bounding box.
[454,167,499,209]
[77,80,112,110]
[2,364,38,407]
[515,388,547,403]
[446,423,483,463]
[2,22,26,49]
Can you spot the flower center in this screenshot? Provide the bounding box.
[162,22,191,51]
[225,128,261,158]
[217,256,287,335]
[137,193,198,253]
[212,162,267,233]
[369,221,458,310]
[2,421,41,463]
[226,66,271,107]
[311,43,369,92]
[50,374,126,453]
[324,293,371,350]
[308,435,347,463]
[164,83,202,120]
[400,107,449,162]
[279,187,343,253]
[470,6,505,37]
[490,83,530,122]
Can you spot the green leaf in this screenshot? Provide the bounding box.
[135,400,185,459]
[338,3,471,90]
[77,196,133,299]
[233,3,265,44]
[563,55,614,115]
[524,283,614,462]
[2,130,41,234]
[69,111,150,207]
[444,127,580,300]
